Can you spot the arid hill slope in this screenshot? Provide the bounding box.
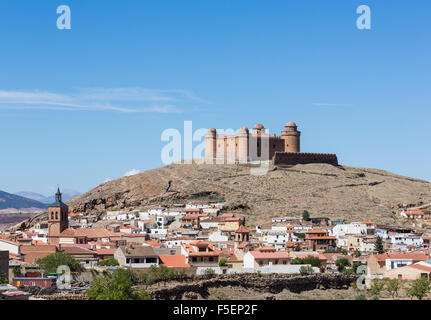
[66,161,431,225]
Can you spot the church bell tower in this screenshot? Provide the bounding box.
[47,187,69,245]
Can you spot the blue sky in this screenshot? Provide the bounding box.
[0,0,430,196]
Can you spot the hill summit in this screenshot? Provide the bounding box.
[66,161,431,225]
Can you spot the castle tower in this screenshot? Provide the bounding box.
[47,187,69,245]
[204,128,217,163]
[252,123,264,135]
[237,126,249,164]
[281,121,301,153]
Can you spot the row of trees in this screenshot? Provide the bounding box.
[369,277,431,300]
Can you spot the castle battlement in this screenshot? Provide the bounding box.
[205,122,339,166]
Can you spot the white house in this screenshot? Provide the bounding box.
[139,212,150,220]
[208,231,228,242]
[400,210,425,219]
[200,219,220,230]
[0,239,20,255]
[164,239,192,248]
[388,234,422,250]
[150,228,168,236]
[266,230,295,248]
[332,223,367,238]
[243,250,291,269]
[375,229,388,240]
[148,208,165,216]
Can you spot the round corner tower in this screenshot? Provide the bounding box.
[205,128,217,160]
[281,121,301,153]
[238,126,249,163]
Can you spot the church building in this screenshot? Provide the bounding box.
[47,188,69,245]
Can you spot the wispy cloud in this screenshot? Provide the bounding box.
[0,88,208,113]
[312,102,353,107]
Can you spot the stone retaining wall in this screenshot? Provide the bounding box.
[149,273,358,300]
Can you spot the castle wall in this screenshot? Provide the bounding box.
[205,123,338,166]
[273,152,339,166]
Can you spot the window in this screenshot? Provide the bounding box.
[209,257,214,262]
[126,258,130,263]
[55,212,58,219]
[146,257,157,263]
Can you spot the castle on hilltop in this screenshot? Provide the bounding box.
[204,122,338,166]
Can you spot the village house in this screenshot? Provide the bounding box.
[200,217,222,229]
[181,240,220,267]
[243,247,291,268]
[58,228,117,245]
[114,245,159,268]
[388,233,423,250]
[304,229,336,251]
[400,210,425,219]
[95,248,117,261]
[367,252,429,276]
[331,222,367,238]
[0,239,21,255]
[159,255,190,268]
[20,245,57,264]
[59,245,99,269]
[181,213,207,229]
[266,230,295,249]
[385,260,431,280]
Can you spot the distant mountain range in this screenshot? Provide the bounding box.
[14,189,81,204]
[0,190,47,211]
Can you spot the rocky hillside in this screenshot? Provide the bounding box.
[66,161,431,225]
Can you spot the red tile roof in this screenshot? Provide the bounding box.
[159,255,190,268]
[250,251,290,259]
[372,253,428,262]
[235,225,249,233]
[96,248,117,256]
[410,264,431,273]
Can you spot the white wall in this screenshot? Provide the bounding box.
[0,240,20,255]
[208,231,228,242]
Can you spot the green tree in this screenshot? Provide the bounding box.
[369,279,386,299]
[12,266,22,276]
[86,269,151,300]
[352,249,361,258]
[157,265,175,286]
[295,233,305,239]
[385,278,402,299]
[145,265,175,287]
[218,258,227,267]
[374,236,385,254]
[0,272,7,284]
[406,278,431,300]
[294,243,301,252]
[37,252,84,274]
[335,258,351,273]
[302,210,310,221]
[97,258,119,267]
[292,256,322,268]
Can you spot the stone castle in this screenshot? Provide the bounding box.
[204,122,338,166]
